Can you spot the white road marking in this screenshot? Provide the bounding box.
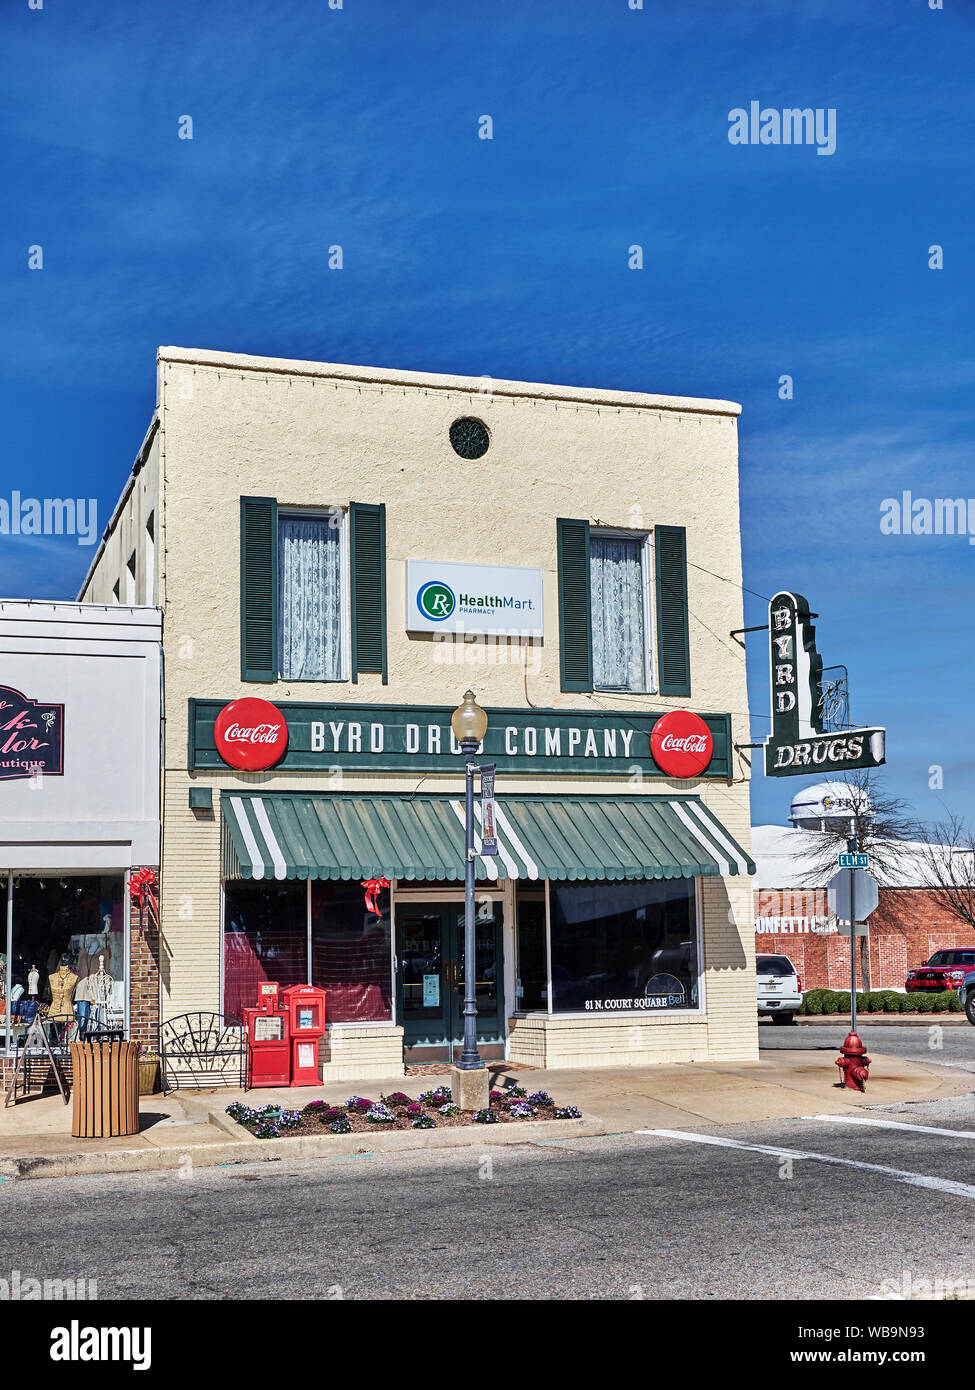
[815,1113,975,1140]
[637,1128,975,1200]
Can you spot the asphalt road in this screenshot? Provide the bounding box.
[761,1018,975,1071]
[7,1088,975,1301]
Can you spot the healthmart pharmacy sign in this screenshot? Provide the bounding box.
[406,560,543,637]
[190,700,734,778]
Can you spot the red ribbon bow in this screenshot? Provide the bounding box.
[361,878,390,916]
[128,867,159,933]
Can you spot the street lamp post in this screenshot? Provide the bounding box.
[450,690,489,1074]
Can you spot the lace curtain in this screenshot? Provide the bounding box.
[590,535,647,691]
[278,514,344,680]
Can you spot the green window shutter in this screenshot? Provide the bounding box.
[240,496,278,682]
[349,501,387,684]
[654,524,691,696]
[557,517,593,692]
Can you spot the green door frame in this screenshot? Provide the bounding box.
[395,900,505,1063]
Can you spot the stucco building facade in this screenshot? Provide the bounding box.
[0,601,161,1083]
[80,347,758,1078]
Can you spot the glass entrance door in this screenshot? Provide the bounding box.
[396,901,504,1064]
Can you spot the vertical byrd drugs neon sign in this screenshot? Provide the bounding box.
[762,592,885,778]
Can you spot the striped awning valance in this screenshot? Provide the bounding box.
[221,792,753,884]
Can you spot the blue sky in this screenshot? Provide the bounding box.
[1,0,972,830]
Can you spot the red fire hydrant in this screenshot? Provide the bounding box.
[836,1031,871,1091]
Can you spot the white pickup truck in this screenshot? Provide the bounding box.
[756,953,802,1024]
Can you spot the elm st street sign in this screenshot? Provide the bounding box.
[761,592,886,778]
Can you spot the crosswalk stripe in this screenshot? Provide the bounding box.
[636,1128,975,1200]
[815,1114,975,1140]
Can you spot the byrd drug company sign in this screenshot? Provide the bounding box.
[190,700,732,778]
[762,592,885,778]
[406,559,544,638]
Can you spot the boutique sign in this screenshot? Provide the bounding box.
[406,559,544,638]
[0,684,64,780]
[761,591,885,778]
[190,699,733,779]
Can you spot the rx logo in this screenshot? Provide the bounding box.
[417,581,455,621]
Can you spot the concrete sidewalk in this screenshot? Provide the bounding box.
[1,1047,971,1180]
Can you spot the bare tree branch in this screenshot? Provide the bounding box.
[787,771,922,992]
[791,770,919,888]
[910,813,975,931]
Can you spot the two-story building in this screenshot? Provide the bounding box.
[79,347,758,1080]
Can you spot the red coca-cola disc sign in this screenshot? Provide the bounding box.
[651,710,713,778]
[214,698,288,771]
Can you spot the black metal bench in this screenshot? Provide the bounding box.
[159,1012,246,1092]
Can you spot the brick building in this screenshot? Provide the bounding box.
[753,821,973,991]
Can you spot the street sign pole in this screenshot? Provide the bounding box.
[849,865,857,1035]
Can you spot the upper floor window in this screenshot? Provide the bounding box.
[143,511,155,605]
[278,510,347,681]
[557,518,689,697]
[590,531,651,693]
[240,494,385,687]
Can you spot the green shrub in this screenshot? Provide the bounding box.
[932,990,958,1013]
[800,990,823,1015]
[917,992,936,1013]
[948,990,963,1012]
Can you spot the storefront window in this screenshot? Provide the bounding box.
[548,879,698,1014]
[312,882,391,1023]
[5,875,126,1035]
[223,881,307,1022]
[515,891,547,1010]
[223,879,393,1024]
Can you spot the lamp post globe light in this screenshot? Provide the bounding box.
[450,691,488,1079]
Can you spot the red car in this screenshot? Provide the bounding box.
[905,949,975,993]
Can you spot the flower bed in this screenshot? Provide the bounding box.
[226,1085,583,1139]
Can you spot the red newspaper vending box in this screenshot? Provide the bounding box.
[281,984,326,1086]
[243,982,290,1088]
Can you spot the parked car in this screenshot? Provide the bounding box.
[905,949,975,994]
[957,970,975,1025]
[756,953,802,1024]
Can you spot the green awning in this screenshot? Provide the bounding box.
[221,792,753,883]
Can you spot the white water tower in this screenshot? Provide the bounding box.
[788,780,872,833]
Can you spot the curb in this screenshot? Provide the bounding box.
[0,1115,607,1181]
[795,1015,969,1027]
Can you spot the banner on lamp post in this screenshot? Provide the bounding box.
[479,763,498,856]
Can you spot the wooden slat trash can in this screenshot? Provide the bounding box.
[69,1041,142,1138]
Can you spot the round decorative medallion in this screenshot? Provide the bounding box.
[650,710,713,779]
[449,417,490,459]
[214,697,289,771]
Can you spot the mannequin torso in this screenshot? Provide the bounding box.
[48,966,79,1018]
